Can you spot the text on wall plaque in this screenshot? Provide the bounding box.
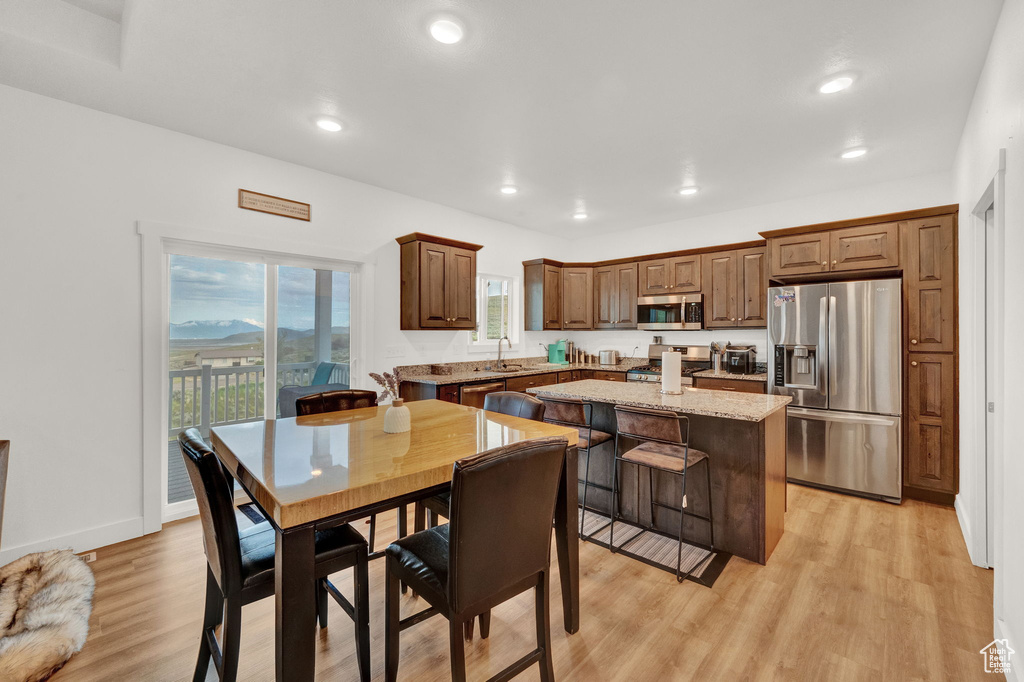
[238,189,311,221]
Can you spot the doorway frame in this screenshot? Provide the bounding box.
[960,149,1005,570]
[139,220,371,533]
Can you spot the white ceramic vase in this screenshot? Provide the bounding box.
[383,398,411,433]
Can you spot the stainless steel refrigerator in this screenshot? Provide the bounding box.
[768,279,902,502]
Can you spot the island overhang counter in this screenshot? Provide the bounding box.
[527,379,791,565]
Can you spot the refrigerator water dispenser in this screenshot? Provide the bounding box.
[774,344,818,390]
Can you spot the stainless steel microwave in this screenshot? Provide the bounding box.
[636,294,704,330]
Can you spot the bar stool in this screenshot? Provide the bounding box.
[536,395,613,538]
[610,405,714,583]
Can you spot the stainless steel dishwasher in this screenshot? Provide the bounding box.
[459,380,506,409]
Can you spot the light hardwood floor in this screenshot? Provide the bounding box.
[54,484,995,681]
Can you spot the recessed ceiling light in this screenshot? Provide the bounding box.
[430,19,464,44]
[316,118,342,133]
[678,186,700,196]
[573,211,588,220]
[819,76,854,94]
[840,147,868,159]
[500,185,518,195]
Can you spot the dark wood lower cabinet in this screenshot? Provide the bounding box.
[904,353,958,503]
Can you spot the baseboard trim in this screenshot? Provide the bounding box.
[955,495,988,568]
[902,485,956,506]
[994,618,1020,682]
[0,516,144,566]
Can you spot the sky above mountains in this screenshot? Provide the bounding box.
[169,254,350,333]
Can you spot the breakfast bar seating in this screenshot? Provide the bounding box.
[610,405,715,582]
[536,395,613,538]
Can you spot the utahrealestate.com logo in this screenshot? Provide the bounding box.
[980,639,1015,675]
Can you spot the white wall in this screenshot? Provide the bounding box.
[952,0,1024,675]
[0,84,571,562]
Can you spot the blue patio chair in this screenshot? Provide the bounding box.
[310,361,337,386]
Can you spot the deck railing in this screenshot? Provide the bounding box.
[168,362,350,437]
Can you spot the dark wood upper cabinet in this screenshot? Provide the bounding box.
[905,353,957,495]
[639,255,701,295]
[736,247,767,327]
[562,267,594,329]
[829,222,900,272]
[768,233,830,278]
[614,262,639,328]
[702,246,766,329]
[902,215,956,353]
[595,262,638,329]
[524,262,562,330]
[448,248,476,328]
[594,265,615,328]
[398,233,482,330]
[702,251,738,328]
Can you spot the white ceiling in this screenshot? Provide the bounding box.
[0,0,1004,236]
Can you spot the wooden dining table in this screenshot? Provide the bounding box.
[210,399,581,682]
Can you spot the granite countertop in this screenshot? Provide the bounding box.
[693,370,769,382]
[399,361,642,386]
[527,379,791,422]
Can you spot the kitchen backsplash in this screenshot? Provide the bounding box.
[558,328,770,361]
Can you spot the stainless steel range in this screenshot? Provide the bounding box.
[625,344,712,386]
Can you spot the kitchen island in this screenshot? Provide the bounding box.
[528,380,791,565]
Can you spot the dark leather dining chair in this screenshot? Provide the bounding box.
[412,390,547,639]
[178,429,370,682]
[295,389,407,558]
[416,391,546,529]
[294,388,379,416]
[384,435,568,682]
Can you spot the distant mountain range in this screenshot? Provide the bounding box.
[170,319,265,339]
[170,320,347,341]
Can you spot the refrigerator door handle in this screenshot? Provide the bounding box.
[787,406,899,427]
[818,296,828,396]
[828,295,838,396]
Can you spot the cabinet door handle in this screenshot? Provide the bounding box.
[822,261,828,267]
[832,260,837,266]
[910,339,918,345]
[911,361,918,367]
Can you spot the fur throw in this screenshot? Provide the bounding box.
[0,550,95,682]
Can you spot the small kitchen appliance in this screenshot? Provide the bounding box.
[598,350,620,366]
[636,294,704,331]
[724,345,757,374]
[547,340,567,364]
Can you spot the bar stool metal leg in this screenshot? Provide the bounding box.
[579,447,590,536]
[609,434,619,552]
[676,465,689,583]
[648,468,655,530]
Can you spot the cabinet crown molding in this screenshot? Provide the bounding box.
[396,232,484,251]
[522,239,766,269]
[758,204,958,239]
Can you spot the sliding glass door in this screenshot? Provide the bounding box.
[275,267,351,414]
[166,251,355,508]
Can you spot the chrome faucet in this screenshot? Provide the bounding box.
[497,336,512,369]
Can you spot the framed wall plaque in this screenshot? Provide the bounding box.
[238,189,311,221]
